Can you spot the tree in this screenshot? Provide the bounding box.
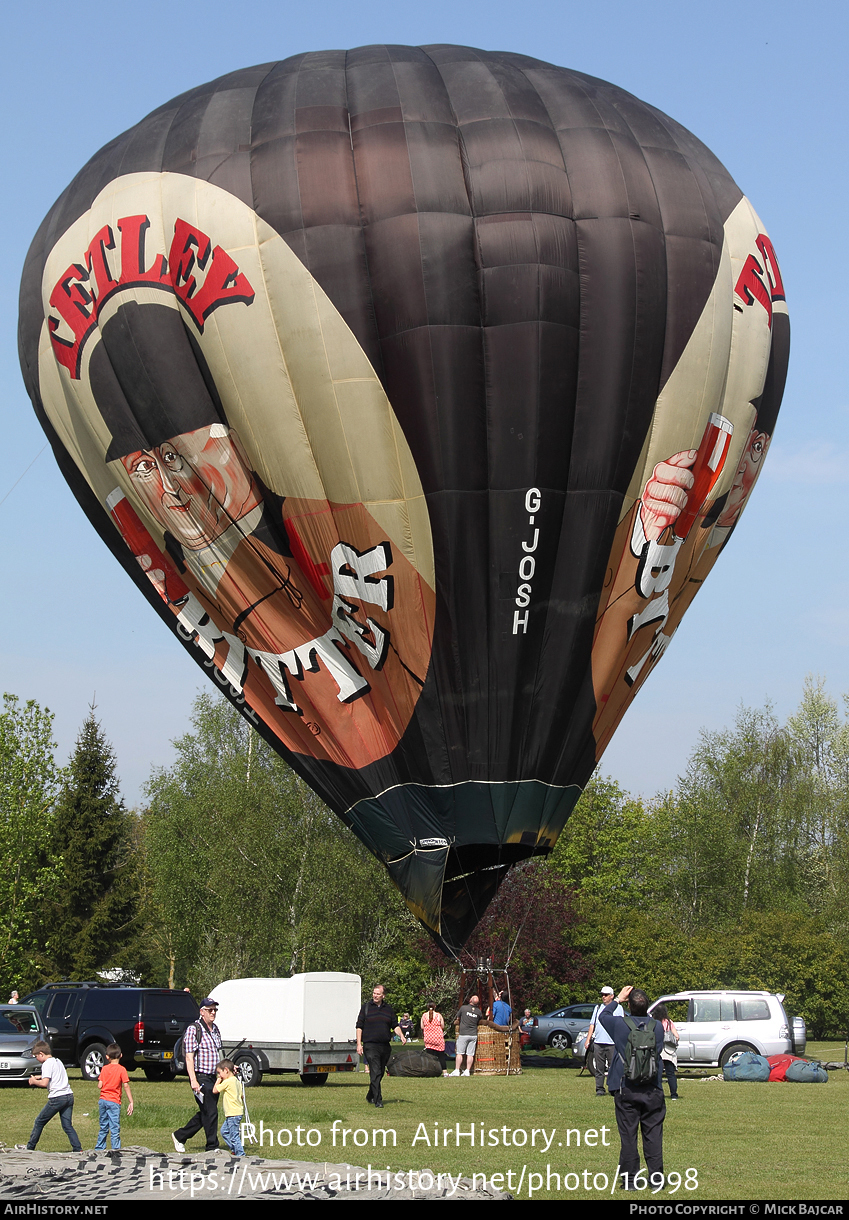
[140,692,416,997]
[547,774,657,907]
[786,676,849,935]
[417,861,589,1014]
[0,694,62,995]
[48,706,137,979]
[653,684,849,936]
[655,703,801,928]
[466,863,589,1012]
[557,680,849,1033]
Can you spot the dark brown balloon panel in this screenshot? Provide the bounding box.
[18,47,789,952]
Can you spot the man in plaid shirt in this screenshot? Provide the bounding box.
[172,998,223,1152]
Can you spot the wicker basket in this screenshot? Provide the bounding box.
[472,1024,522,1076]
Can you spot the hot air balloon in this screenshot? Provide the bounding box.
[18,46,789,953]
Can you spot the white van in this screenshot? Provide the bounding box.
[573,990,806,1069]
[209,972,361,1086]
[648,990,806,1068]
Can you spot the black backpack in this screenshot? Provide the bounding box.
[174,1020,208,1073]
[622,1016,658,1084]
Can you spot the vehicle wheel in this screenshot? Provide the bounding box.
[718,1042,757,1069]
[233,1053,263,1088]
[143,1065,172,1081]
[80,1042,110,1080]
[548,1031,572,1051]
[300,1073,328,1086]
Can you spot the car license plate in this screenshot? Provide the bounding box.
[0,1062,9,1070]
[163,1052,173,1059]
[316,1065,335,1073]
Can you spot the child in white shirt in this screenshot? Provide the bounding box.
[20,1041,82,1152]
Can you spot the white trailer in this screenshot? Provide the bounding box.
[209,973,361,1087]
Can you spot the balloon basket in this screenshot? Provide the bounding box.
[453,964,520,1075]
[472,1024,522,1077]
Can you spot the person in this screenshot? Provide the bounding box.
[491,991,512,1026]
[599,985,665,1190]
[399,1013,414,1041]
[8,990,19,1004]
[173,999,223,1152]
[586,986,623,1096]
[213,1060,245,1157]
[356,985,406,1108]
[653,1004,680,1100]
[96,1043,134,1150]
[519,1008,533,1048]
[420,1003,448,1075]
[18,1040,82,1153]
[450,994,483,1076]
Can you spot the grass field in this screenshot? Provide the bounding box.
[3,1042,846,1201]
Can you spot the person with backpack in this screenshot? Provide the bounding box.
[172,999,223,1153]
[599,985,665,1191]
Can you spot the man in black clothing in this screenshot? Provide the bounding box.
[599,985,665,1190]
[173,999,223,1153]
[355,985,406,1108]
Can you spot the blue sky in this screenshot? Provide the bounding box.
[2,0,846,805]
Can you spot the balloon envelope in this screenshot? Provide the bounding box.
[19,46,789,952]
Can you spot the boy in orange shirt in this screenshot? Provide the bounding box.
[96,1044,134,1150]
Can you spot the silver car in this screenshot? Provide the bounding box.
[647,991,806,1068]
[529,1003,596,1050]
[0,1006,48,1083]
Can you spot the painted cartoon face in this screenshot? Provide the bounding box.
[121,425,261,549]
[716,427,769,528]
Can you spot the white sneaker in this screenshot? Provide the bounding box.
[172,1134,186,1153]
[14,1145,31,1152]
[448,1069,460,1076]
[461,1070,471,1076]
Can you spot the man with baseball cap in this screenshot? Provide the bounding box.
[173,998,223,1152]
[586,987,624,1097]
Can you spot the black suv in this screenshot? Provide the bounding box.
[22,984,199,1080]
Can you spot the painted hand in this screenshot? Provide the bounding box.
[639,451,697,541]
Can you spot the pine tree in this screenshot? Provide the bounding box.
[49,706,136,979]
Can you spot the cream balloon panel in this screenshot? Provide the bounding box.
[622,195,782,520]
[38,172,434,590]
